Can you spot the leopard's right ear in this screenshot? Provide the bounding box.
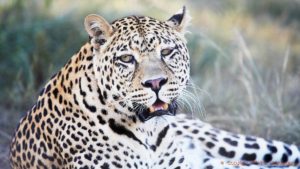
[84,14,114,49]
[166,6,191,34]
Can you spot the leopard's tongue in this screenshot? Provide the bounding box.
[149,102,169,113]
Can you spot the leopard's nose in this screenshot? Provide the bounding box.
[141,77,168,93]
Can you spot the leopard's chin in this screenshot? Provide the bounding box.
[135,99,178,122]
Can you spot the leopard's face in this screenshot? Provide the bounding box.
[85,8,190,121]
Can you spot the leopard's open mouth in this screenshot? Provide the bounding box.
[136,99,178,122]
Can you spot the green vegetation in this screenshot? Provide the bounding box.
[1,0,300,168]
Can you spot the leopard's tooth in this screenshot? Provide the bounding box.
[163,103,168,110]
[149,106,155,113]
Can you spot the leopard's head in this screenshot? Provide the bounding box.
[85,7,190,122]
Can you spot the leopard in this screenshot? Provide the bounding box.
[10,7,300,169]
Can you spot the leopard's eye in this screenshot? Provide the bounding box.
[119,55,135,63]
[161,48,173,57]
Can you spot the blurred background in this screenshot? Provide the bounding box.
[1,0,300,168]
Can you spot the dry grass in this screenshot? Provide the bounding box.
[185,27,300,145]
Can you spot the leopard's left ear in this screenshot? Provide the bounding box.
[84,14,114,49]
[166,6,191,33]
